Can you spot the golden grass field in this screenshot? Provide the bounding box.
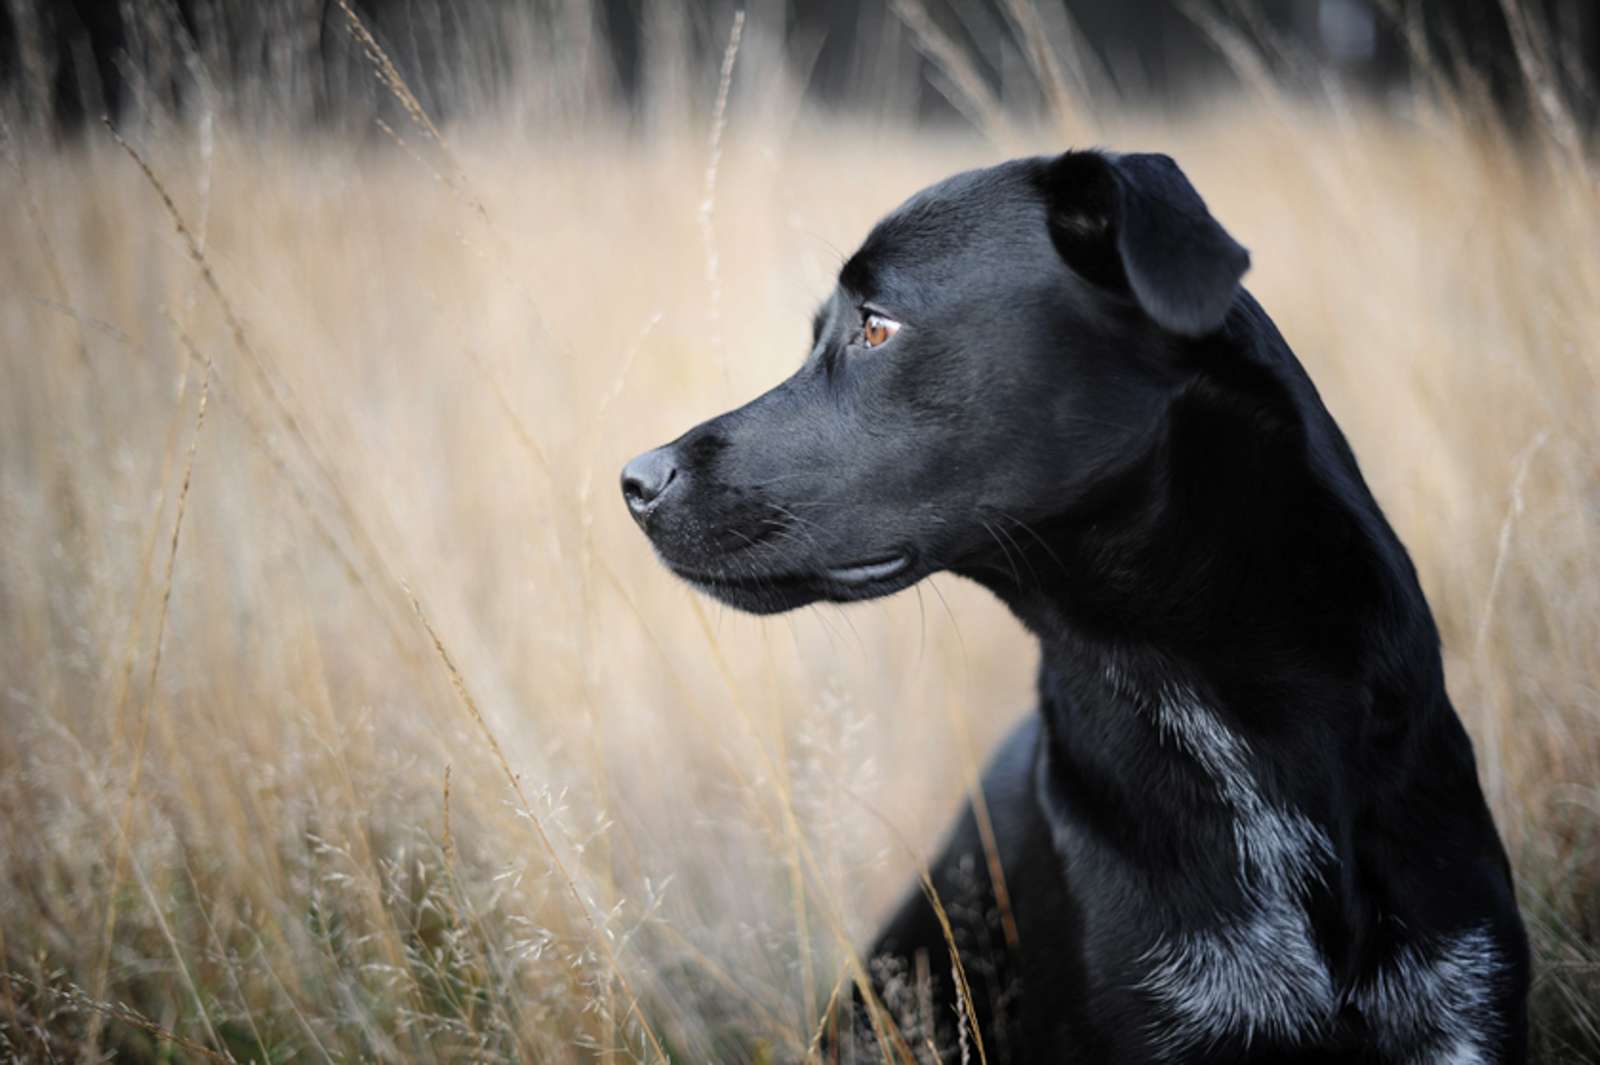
[2,34,1599,1064]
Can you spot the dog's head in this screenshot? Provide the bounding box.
[621,150,1249,615]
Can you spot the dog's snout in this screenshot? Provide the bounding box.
[621,448,679,526]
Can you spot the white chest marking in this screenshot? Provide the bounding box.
[1133,689,1505,1061]
[1354,926,1505,1065]
[1137,689,1337,1052]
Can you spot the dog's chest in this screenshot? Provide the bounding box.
[1134,691,1338,1052]
[1038,686,1506,1062]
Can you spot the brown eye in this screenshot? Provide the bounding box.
[864,313,901,348]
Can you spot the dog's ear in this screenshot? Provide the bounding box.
[1042,151,1249,337]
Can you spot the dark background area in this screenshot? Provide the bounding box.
[1,0,1595,133]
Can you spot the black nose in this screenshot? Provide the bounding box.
[621,448,679,526]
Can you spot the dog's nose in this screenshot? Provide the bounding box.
[621,448,679,526]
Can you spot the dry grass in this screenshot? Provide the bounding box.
[1,58,1598,1065]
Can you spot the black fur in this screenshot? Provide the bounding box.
[621,150,1528,1063]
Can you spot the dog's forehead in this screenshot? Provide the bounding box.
[898,157,1043,215]
[839,160,1047,296]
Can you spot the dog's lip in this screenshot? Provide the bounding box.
[659,549,915,594]
[823,554,910,585]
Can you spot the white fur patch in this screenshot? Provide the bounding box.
[1140,899,1336,1049]
[1150,693,1334,898]
[1354,926,1504,1065]
[1138,689,1337,1051]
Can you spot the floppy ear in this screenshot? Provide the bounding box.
[1042,151,1249,338]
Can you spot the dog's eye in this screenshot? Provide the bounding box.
[863,313,900,348]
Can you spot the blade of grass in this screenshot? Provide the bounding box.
[699,8,744,384]
[889,0,1018,149]
[86,314,213,1064]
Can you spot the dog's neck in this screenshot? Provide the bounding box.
[970,299,1447,751]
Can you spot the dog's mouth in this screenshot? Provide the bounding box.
[660,549,917,613]
[823,554,910,586]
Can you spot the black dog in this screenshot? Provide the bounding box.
[621,150,1528,1063]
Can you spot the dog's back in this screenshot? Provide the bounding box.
[623,150,1528,1063]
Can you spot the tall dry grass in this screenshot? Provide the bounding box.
[2,22,1599,1065]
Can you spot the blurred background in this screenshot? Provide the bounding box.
[4,0,1600,130]
[1,0,1597,1062]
